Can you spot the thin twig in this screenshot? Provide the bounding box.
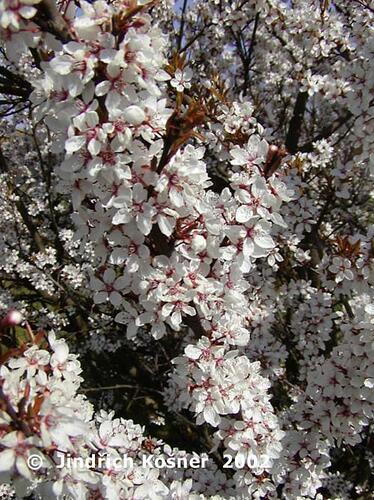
[177,0,189,51]
[81,384,163,395]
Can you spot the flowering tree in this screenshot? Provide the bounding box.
[0,0,373,498]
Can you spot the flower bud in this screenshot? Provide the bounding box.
[1,309,24,328]
[123,105,146,126]
[191,234,206,252]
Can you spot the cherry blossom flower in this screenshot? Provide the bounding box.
[170,68,193,92]
[90,268,130,306]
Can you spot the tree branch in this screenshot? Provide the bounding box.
[298,111,353,153]
[34,0,73,42]
[177,0,189,51]
[285,91,308,153]
[0,67,32,99]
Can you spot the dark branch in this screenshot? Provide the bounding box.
[34,0,73,42]
[285,91,308,154]
[177,0,189,51]
[298,111,353,153]
[0,67,32,99]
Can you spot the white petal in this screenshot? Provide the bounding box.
[50,56,72,75]
[0,432,18,448]
[112,208,131,225]
[137,214,152,235]
[191,235,206,252]
[170,188,184,207]
[254,234,274,249]
[230,148,248,165]
[88,138,101,156]
[0,449,15,471]
[236,206,252,223]
[203,406,220,426]
[19,5,37,19]
[103,268,116,283]
[52,343,69,363]
[113,276,128,290]
[365,304,374,315]
[94,291,108,304]
[65,135,85,153]
[170,310,182,328]
[90,277,104,291]
[16,456,33,480]
[158,215,175,237]
[124,321,137,339]
[110,291,122,307]
[95,80,111,96]
[185,345,202,359]
[161,303,174,318]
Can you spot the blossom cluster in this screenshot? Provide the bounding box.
[0,318,233,499]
